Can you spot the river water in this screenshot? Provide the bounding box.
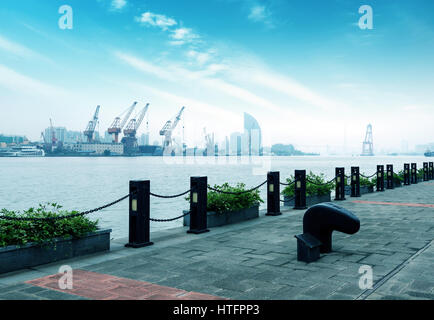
[0,155,427,239]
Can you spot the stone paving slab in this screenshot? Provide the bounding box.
[25,269,226,300]
[0,181,433,300]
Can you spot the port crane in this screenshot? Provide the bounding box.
[122,103,150,154]
[108,102,137,143]
[160,107,185,156]
[84,105,100,143]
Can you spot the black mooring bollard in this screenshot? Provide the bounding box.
[423,162,429,181]
[266,171,281,216]
[351,167,360,197]
[429,162,434,180]
[187,176,210,234]
[125,180,153,248]
[386,164,394,189]
[377,165,385,191]
[335,168,345,200]
[404,163,410,185]
[411,163,417,184]
[294,170,307,210]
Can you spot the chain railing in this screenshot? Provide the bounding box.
[207,180,267,195]
[280,180,295,186]
[150,189,191,199]
[306,177,336,186]
[360,172,378,179]
[0,193,132,222]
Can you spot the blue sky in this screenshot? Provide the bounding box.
[0,0,434,153]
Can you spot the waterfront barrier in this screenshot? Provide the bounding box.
[1,161,433,249]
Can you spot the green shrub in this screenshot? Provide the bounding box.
[359,175,375,187]
[417,168,424,179]
[372,171,403,185]
[0,203,99,248]
[186,183,263,214]
[282,172,334,197]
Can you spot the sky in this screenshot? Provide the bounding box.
[0,0,434,153]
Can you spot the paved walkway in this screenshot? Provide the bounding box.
[0,182,433,300]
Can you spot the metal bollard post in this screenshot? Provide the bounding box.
[351,167,360,197]
[187,176,209,234]
[125,180,153,248]
[376,165,384,191]
[294,170,307,210]
[335,167,346,201]
[386,164,394,189]
[404,163,410,186]
[423,162,429,181]
[429,162,434,180]
[266,171,281,216]
[411,163,417,184]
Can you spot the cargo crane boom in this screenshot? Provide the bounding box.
[160,106,185,154]
[123,103,150,137]
[108,102,137,143]
[121,103,150,155]
[84,105,100,143]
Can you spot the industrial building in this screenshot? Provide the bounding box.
[70,142,124,155]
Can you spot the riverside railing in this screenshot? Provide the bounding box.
[1,161,433,248]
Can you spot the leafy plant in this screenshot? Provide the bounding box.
[0,203,99,248]
[372,171,403,185]
[417,168,424,179]
[186,183,263,214]
[282,172,334,197]
[359,175,375,187]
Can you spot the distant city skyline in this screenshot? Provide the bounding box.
[1,0,434,152]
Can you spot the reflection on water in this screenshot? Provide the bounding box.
[0,155,426,239]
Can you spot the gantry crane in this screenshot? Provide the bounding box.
[108,102,137,143]
[121,103,150,154]
[84,105,100,143]
[160,107,185,155]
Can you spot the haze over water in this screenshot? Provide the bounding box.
[0,155,426,239]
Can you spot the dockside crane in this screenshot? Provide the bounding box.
[160,106,185,156]
[108,102,137,143]
[84,105,100,143]
[122,103,150,154]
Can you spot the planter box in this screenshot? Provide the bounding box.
[283,193,331,207]
[345,185,374,195]
[183,205,259,228]
[0,229,111,274]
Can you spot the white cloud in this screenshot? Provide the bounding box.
[0,64,68,97]
[169,28,200,46]
[111,0,127,10]
[0,35,39,59]
[114,52,295,117]
[247,71,343,111]
[248,5,268,22]
[136,12,177,31]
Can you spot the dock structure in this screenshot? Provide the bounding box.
[1,181,433,300]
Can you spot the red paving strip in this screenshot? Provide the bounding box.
[25,269,226,300]
[352,200,434,208]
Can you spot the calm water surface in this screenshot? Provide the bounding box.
[0,155,426,239]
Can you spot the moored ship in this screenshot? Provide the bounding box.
[0,146,45,157]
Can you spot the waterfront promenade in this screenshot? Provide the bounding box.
[0,181,433,300]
